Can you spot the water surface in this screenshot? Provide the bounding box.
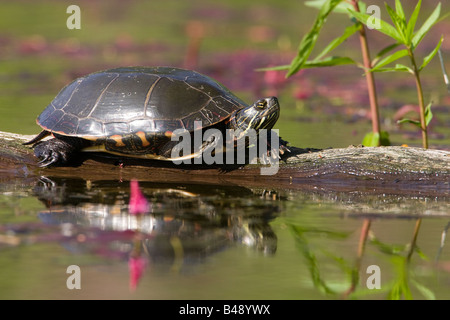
[1,175,449,300]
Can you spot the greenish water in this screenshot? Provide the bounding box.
[1,179,449,300]
[0,0,449,301]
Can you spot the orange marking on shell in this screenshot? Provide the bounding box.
[136,131,150,147]
[82,136,100,141]
[164,131,173,138]
[110,135,126,147]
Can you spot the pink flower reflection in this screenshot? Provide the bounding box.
[129,255,147,292]
[129,179,149,215]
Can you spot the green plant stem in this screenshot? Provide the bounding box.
[349,0,381,145]
[407,218,422,262]
[407,48,428,149]
[342,218,371,299]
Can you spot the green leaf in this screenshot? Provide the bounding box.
[388,282,402,300]
[397,118,421,128]
[305,0,328,10]
[304,56,356,68]
[357,1,366,15]
[372,64,413,74]
[415,246,429,261]
[387,256,413,300]
[394,64,414,73]
[287,34,317,77]
[372,43,401,65]
[255,65,290,72]
[289,225,338,295]
[395,0,405,21]
[287,0,344,77]
[362,131,390,147]
[406,0,422,43]
[398,102,432,130]
[348,9,403,43]
[371,49,408,71]
[256,56,356,72]
[305,0,362,16]
[385,2,407,43]
[419,36,444,71]
[314,23,360,61]
[412,3,441,48]
[425,102,433,126]
[411,280,436,300]
[380,130,391,146]
[362,132,379,147]
[370,236,407,255]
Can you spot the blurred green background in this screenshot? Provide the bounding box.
[0,0,449,149]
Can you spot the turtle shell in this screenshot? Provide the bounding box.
[37,66,246,140]
[35,66,249,159]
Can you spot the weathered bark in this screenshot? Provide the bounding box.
[0,131,448,196]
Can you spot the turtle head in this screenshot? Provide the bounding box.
[233,97,280,133]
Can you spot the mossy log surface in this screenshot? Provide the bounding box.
[0,131,448,196]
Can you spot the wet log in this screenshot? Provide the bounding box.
[0,131,448,196]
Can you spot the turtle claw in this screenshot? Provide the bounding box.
[37,155,59,168]
[37,157,49,166]
[33,139,69,167]
[279,144,291,155]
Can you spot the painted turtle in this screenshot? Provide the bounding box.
[25,66,285,167]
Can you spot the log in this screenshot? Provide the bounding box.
[0,130,448,197]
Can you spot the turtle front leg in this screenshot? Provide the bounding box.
[264,130,290,158]
[278,136,291,156]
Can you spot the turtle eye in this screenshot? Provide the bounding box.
[256,100,267,109]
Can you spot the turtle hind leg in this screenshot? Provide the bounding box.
[33,136,90,167]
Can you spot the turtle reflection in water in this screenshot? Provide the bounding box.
[25,67,288,167]
[34,177,279,270]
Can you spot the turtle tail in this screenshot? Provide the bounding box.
[23,130,51,146]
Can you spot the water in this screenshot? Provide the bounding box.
[1,174,449,300]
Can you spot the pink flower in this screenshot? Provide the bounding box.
[264,69,286,88]
[293,78,314,100]
[129,255,147,291]
[129,179,149,215]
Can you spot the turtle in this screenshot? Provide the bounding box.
[24,66,286,167]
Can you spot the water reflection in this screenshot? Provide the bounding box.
[286,210,450,300]
[32,176,280,287]
[1,174,449,299]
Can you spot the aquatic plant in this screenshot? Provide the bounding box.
[349,0,447,149]
[266,0,447,148]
